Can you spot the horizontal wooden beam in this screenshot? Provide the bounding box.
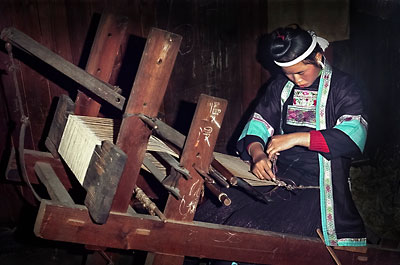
[32,200,393,265]
[7,149,72,189]
[1,27,125,110]
[34,162,75,206]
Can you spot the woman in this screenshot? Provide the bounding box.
[195,25,367,264]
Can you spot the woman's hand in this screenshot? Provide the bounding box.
[266,132,310,159]
[248,143,276,180]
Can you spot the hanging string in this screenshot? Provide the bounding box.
[5,42,42,202]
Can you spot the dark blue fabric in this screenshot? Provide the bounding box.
[195,160,321,238]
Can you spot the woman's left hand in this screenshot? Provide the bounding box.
[266,132,310,159]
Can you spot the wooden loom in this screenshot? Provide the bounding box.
[2,13,399,265]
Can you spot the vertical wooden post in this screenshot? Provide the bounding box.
[152,94,227,265]
[164,94,227,221]
[111,28,182,213]
[74,13,128,116]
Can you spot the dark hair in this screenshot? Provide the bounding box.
[269,25,322,66]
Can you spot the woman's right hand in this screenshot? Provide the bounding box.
[248,143,276,181]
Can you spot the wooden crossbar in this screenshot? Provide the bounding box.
[34,162,75,206]
[35,199,391,265]
[0,27,125,110]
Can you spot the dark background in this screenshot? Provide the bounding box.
[0,0,399,263]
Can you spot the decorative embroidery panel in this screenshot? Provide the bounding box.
[286,89,318,128]
[253,113,275,137]
[286,106,316,128]
[336,114,368,129]
[321,157,338,245]
[238,112,274,144]
[334,115,368,152]
[293,89,318,107]
[337,237,367,247]
[315,63,340,246]
[279,82,294,134]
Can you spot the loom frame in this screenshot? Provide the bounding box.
[2,12,399,265]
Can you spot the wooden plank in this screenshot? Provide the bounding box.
[153,94,227,265]
[23,151,65,186]
[75,13,128,116]
[6,149,73,191]
[111,28,182,213]
[0,27,125,110]
[122,28,182,116]
[83,140,127,224]
[34,162,74,206]
[112,116,151,212]
[34,200,399,265]
[164,94,227,222]
[45,94,75,157]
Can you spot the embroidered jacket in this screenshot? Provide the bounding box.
[237,63,368,246]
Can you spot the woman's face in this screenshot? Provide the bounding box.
[282,61,321,88]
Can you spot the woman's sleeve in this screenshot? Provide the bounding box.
[309,130,330,153]
[319,75,368,160]
[236,80,282,161]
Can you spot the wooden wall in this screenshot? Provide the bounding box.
[5,0,396,158]
[0,0,269,160]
